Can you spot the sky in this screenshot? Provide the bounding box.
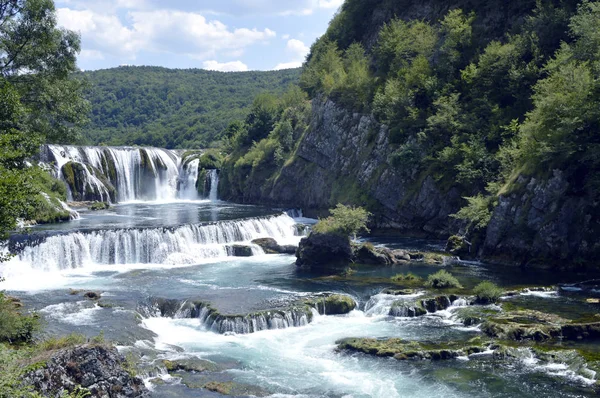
[55,0,343,72]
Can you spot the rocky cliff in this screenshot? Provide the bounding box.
[222,98,463,237]
[482,170,600,268]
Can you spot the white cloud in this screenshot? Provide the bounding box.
[57,7,276,61]
[203,60,249,72]
[274,61,302,70]
[273,38,309,70]
[316,0,344,9]
[282,34,290,40]
[80,49,105,60]
[287,39,310,58]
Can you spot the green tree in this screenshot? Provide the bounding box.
[0,0,86,241]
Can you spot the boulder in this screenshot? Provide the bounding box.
[296,232,353,268]
[22,344,147,397]
[227,244,253,257]
[251,238,297,254]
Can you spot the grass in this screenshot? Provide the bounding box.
[425,270,463,289]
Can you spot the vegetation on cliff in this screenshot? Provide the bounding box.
[220,0,600,266]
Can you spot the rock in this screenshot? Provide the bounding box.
[296,232,353,269]
[22,344,148,397]
[389,301,427,317]
[83,291,101,300]
[445,235,470,256]
[388,295,459,317]
[337,338,487,361]
[251,238,297,254]
[227,244,253,257]
[381,288,416,296]
[89,202,110,211]
[301,294,357,315]
[162,358,217,373]
[482,309,600,342]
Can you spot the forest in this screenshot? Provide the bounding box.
[221,0,600,257]
[80,66,300,149]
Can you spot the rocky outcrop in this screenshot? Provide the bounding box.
[388,295,460,317]
[482,171,600,268]
[144,293,356,334]
[296,232,354,268]
[296,232,417,270]
[23,344,147,398]
[251,238,297,254]
[337,338,487,360]
[221,99,462,237]
[481,310,600,342]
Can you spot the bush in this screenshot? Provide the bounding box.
[312,204,371,237]
[391,273,421,283]
[0,293,41,344]
[425,270,463,289]
[473,281,503,304]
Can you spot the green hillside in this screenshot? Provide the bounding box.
[81,66,300,149]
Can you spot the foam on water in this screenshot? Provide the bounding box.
[141,312,467,398]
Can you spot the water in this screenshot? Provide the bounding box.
[3,156,600,396]
[42,145,203,203]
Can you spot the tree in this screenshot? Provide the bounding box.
[0,0,86,242]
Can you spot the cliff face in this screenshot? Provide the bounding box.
[224,98,462,237]
[482,171,600,268]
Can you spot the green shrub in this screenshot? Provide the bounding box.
[37,334,86,351]
[473,281,503,304]
[391,273,421,283]
[0,293,41,344]
[425,270,463,289]
[313,204,371,237]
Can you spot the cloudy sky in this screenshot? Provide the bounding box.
[55,0,343,72]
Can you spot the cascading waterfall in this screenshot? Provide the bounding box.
[2,214,298,277]
[178,159,200,200]
[43,145,188,203]
[208,169,219,201]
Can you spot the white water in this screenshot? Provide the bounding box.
[208,169,219,201]
[45,145,192,203]
[1,214,298,281]
[177,159,200,200]
[142,312,465,398]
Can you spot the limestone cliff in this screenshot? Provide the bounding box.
[221,98,463,237]
[482,171,600,268]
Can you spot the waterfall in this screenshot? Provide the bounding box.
[43,145,182,203]
[142,297,330,335]
[208,169,218,201]
[178,159,200,200]
[2,214,298,276]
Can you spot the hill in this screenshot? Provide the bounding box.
[219,0,600,268]
[80,66,300,149]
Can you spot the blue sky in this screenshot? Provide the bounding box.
[55,0,343,71]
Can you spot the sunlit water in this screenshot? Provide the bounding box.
[1,201,598,397]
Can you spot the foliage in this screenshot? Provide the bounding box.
[473,281,504,304]
[0,0,86,241]
[219,85,311,198]
[451,194,496,231]
[82,66,300,149]
[0,293,41,344]
[391,273,421,283]
[313,204,371,237]
[425,270,463,289]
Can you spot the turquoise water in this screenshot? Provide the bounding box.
[2,201,598,397]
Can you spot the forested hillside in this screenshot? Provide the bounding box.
[81,66,300,149]
[220,0,600,268]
